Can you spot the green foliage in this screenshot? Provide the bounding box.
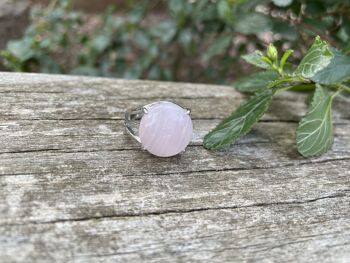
[1,0,82,73]
[242,51,271,70]
[204,90,274,150]
[2,0,350,83]
[311,49,350,85]
[202,35,232,62]
[204,36,350,157]
[295,36,333,78]
[296,85,335,157]
[233,71,278,93]
[235,13,272,34]
[272,0,293,7]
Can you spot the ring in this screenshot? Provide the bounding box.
[125,101,193,157]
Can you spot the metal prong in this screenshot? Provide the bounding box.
[124,108,144,143]
[142,106,149,114]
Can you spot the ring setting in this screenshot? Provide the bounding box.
[125,101,193,157]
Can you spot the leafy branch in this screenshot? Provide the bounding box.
[204,36,350,157]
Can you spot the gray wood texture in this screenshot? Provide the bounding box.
[0,72,349,263]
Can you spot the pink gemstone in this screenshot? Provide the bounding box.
[139,101,193,157]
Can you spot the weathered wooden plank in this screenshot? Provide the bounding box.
[1,197,349,262]
[0,72,349,262]
[0,73,349,121]
[0,119,349,179]
[0,118,349,152]
[1,158,349,225]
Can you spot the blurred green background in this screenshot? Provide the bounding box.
[1,0,350,84]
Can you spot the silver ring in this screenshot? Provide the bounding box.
[124,101,193,157]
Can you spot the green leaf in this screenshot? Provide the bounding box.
[235,13,272,34]
[295,36,333,78]
[204,90,274,150]
[127,8,144,24]
[203,35,231,62]
[90,35,111,53]
[311,49,350,85]
[150,21,177,44]
[70,66,100,76]
[242,51,271,69]
[217,0,233,23]
[233,71,278,93]
[133,30,152,50]
[343,42,350,54]
[169,0,185,15]
[7,39,35,62]
[272,21,297,41]
[178,29,193,53]
[38,55,61,73]
[272,0,293,7]
[296,85,335,157]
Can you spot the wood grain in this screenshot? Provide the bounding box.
[0,72,349,263]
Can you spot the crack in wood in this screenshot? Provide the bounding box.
[120,157,350,177]
[0,156,349,178]
[0,141,274,155]
[5,191,347,226]
[0,91,65,94]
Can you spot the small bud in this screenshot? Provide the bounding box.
[267,43,278,62]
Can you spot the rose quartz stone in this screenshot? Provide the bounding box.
[139,101,193,157]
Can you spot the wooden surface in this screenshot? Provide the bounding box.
[0,72,349,263]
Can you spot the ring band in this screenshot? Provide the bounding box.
[124,105,146,143]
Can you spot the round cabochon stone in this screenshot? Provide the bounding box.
[139,101,193,157]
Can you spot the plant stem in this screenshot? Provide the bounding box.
[339,84,350,94]
[332,88,342,100]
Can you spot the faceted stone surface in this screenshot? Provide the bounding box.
[139,101,193,157]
